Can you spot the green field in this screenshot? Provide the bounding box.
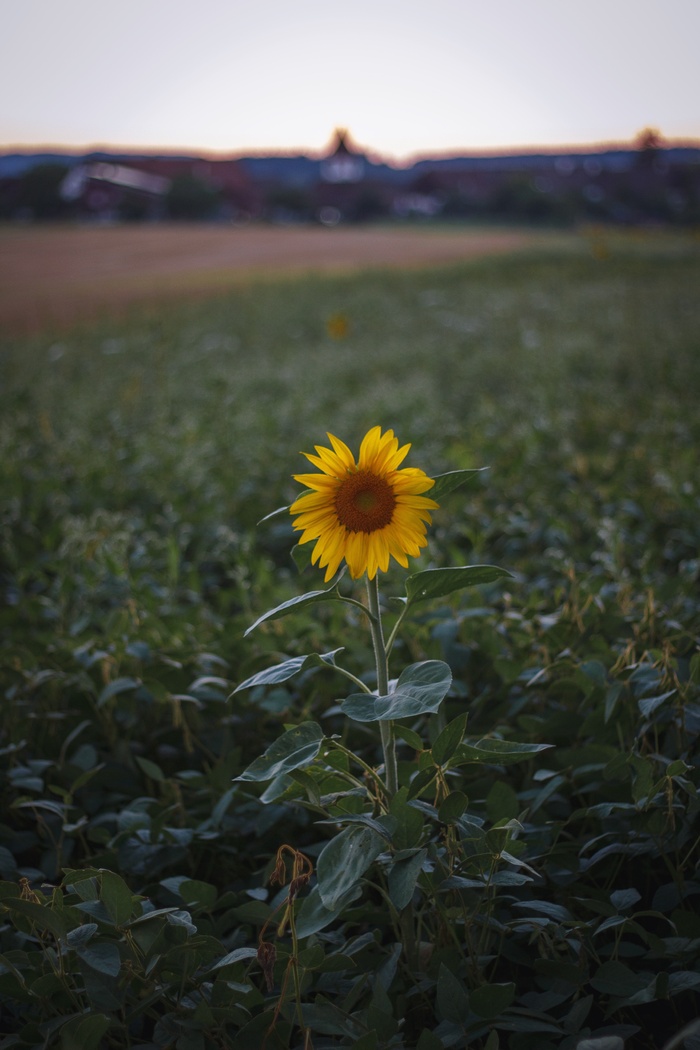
[2,230,700,1049]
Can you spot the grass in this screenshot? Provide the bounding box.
[1,227,699,1049]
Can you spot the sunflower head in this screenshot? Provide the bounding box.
[290,426,438,582]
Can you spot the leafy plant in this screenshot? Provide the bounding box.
[1,234,699,1047]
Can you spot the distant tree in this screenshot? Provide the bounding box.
[264,186,312,221]
[17,163,70,219]
[351,188,387,222]
[490,176,564,223]
[166,175,220,220]
[635,127,663,169]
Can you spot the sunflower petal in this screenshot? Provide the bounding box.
[290,427,437,580]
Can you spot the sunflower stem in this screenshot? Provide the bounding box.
[366,575,398,797]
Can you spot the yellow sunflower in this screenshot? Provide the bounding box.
[290,426,438,582]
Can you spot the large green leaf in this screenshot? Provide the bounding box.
[235,722,324,782]
[97,676,141,707]
[470,981,516,1018]
[430,468,485,502]
[100,870,136,926]
[233,650,344,694]
[75,941,121,977]
[316,813,396,844]
[341,661,452,723]
[432,712,468,766]
[295,883,363,938]
[405,565,513,607]
[317,824,386,909]
[59,1014,111,1050]
[244,583,346,636]
[436,963,471,1024]
[3,898,70,939]
[449,738,553,767]
[387,848,427,911]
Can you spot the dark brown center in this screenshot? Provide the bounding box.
[334,469,396,533]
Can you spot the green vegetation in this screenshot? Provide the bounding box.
[1,230,699,1049]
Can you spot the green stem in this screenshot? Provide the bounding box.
[331,664,374,694]
[366,575,398,797]
[327,739,389,803]
[338,594,376,619]
[288,913,307,1037]
[384,601,409,658]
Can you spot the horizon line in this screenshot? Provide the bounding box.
[2,131,700,167]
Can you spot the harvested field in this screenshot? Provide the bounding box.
[0,223,545,334]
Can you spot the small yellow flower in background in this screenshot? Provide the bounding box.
[590,237,609,261]
[326,312,350,339]
[290,426,438,582]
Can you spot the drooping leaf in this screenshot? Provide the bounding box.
[295,883,363,938]
[638,689,676,718]
[449,738,553,767]
[589,961,651,998]
[299,1001,364,1038]
[436,963,470,1024]
[235,722,324,782]
[342,661,452,723]
[430,468,486,502]
[405,565,514,607]
[100,870,136,926]
[393,725,424,751]
[575,1038,625,1050]
[207,947,258,972]
[233,650,344,693]
[387,848,427,910]
[75,941,121,977]
[244,584,347,636]
[432,712,468,766]
[65,923,98,949]
[470,982,516,1018]
[417,1031,445,1050]
[438,791,468,824]
[257,504,291,525]
[96,676,141,707]
[3,898,70,938]
[316,824,386,909]
[59,1014,111,1050]
[316,813,396,844]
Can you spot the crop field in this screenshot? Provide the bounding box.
[1,226,700,1049]
[0,223,540,335]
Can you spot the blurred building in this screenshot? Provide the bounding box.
[1,128,698,226]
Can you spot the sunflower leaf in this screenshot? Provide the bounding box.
[235,721,325,782]
[430,468,486,503]
[257,504,291,525]
[244,583,346,635]
[341,660,452,723]
[405,565,514,607]
[232,649,344,693]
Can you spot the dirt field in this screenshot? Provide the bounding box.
[0,223,542,335]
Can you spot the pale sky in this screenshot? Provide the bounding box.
[2,0,698,161]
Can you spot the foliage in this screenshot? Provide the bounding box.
[166,175,221,220]
[14,163,71,220]
[1,232,699,1048]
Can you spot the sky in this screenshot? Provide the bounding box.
[2,0,699,162]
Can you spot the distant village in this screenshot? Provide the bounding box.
[1,128,699,226]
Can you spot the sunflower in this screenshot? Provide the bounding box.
[290,426,438,582]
